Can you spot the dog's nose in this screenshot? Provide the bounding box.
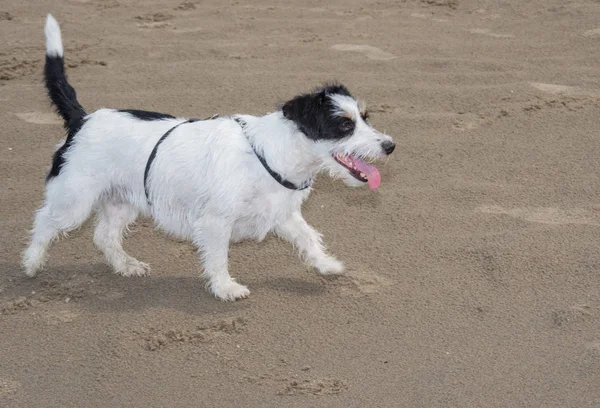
[381,141,395,155]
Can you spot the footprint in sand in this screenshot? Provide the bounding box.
[410,13,448,22]
[452,112,488,131]
[96,0,120,9]
[331,44,396,61]
[477,205,600,226]
[420,0,458,9]
[583,28,600,37]
[0,378,20,397]
[339,271,394,297]
[469,28,513,38]
[453,119,479,131]
[135,12,173,23]
[529,82,600,98]
[174,1,197,11]
[278,378,348,396]
[135,13,173,29]
[137,22,172,29]
[15,112,61,125]
[0,58,39,81]
[43,310,81,326]
[172,27,203,34]
[552,305,592,328]
[136,318,247,351]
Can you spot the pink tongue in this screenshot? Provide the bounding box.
[353,157,381,190]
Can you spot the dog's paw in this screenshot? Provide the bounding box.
[22,246,47,277]
[314,256,345,276]
[116,260,150,277]
[23,260,44,278]
[24,264,42,278]
[211,279,250,301]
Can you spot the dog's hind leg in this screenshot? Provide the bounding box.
[193,214,250,301]
[23,180,96,277]
[93,201,148,277]
[275,211,344,275]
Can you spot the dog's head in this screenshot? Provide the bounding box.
[282,83,394,189]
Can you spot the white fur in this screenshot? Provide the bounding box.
[23,17,394,301]
[322,94,393,186]
[44,14,63,57]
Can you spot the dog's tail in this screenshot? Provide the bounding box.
[44,14,86,135]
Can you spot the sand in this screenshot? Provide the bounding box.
[1,0,600,406]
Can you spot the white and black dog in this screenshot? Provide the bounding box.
[23,14,395,301]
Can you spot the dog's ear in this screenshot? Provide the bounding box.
[282,91,327,140]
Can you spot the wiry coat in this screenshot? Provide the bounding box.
[23,15,395,301]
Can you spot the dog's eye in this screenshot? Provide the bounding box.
[339,119,354,132]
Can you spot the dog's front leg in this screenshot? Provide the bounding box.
[275,212,344,275]
[193,215,250,301]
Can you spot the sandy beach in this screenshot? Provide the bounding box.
[1,0,599,406]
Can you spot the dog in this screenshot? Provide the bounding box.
[22,14,395,301]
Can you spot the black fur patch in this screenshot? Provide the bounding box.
[44,55,87,181]
[281,83,356,141]
[47,117,87,180]
[119,109,176,121]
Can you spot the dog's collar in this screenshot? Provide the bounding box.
[234,117,312,191]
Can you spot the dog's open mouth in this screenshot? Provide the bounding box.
[333,153,381,190]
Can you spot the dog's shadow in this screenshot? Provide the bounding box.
[257,276,327,297]
[0,261,327,316]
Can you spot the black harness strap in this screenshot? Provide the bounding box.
[233,117,312,191]
[144,114,219,204]
[144,114,311,205]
